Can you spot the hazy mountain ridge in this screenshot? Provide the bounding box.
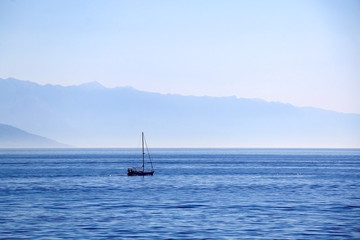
[0,123,70,148]
[1,78,359,147]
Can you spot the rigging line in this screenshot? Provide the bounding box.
[144,134,154,170]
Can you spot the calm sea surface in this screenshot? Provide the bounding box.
[0,148,359,239]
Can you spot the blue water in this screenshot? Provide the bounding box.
[0,148,359,239]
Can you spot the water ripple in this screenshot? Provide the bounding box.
[0,148,359,239]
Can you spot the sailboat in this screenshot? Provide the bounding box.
[127,132,155,176]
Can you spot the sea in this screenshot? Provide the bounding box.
[0,148,359,239]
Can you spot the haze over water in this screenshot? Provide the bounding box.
[1,148,359,239]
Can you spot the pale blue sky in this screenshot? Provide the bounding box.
[1,0,359,113]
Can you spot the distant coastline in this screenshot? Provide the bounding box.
[0,123,71,148]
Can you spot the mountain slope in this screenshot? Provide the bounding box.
[0,77,359,147]
[0,123,70,148]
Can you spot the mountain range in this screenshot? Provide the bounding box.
[0,123,69,148]
[1,77,359,147]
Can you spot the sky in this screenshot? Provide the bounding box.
[1,0,359,114]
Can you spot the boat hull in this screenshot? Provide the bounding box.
[127,169,154,176]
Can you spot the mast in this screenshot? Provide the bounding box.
[142,132,145,172]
